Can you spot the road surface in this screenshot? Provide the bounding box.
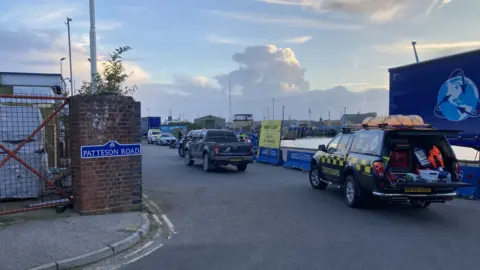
[125,143,480,270]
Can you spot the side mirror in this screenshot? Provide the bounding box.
[318,144,326,152]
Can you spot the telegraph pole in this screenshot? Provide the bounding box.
[89,0,98,93]
[282,106,285,122]
[228,76,232,122]
[66,17,74,96]
[272,98,275,120]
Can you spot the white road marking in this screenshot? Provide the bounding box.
[123,244,164,265]
[152,214,163,225]
[123,241,153,259]
[161,214,176,234]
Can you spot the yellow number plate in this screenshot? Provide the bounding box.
[229,158,243,162]
[404,187,431,193]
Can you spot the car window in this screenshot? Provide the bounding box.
[351,130,383,156]
[205,131,238,142]
[151,131,160,135]
[161,133,173,137]
[326,134,342,154]
[336,134,352,154]
[199,131,207,139]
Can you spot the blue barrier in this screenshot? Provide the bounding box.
[282,149,315,171]
[457,165,480,199]
[256,147,283,166]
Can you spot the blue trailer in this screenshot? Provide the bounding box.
[389,49,480,199]
[141,117,161,138]
[389,49,480,150]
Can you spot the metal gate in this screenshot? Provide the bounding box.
[0,94,72,215]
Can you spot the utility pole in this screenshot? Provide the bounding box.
[89,0,98,93]
[228,76,232,122]
[272,98,275,120]
[412,41,419,63]
[328,110,331,128]
[65,18,74,96]
[282,106,285,122]
[308,108,311,128]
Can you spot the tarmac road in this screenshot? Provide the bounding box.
[125,143,480,270]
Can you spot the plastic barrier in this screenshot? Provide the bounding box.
[256,147,283,166]
[282,147,315,171]
[457,163,480,199]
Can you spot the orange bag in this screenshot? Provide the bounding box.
[427,146,444,168]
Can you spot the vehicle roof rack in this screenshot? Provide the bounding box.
[342,115,435,133]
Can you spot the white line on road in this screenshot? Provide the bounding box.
[123,244,164,265]
[152,214,163,225]
[123,241,154,259]
[161,214,176,234]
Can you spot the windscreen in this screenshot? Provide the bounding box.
[152,131,160,135]
[205,131,239,142]
[161,133,173,137]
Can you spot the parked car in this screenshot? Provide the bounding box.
[147,129,161,144]
[157,133,177,146]
[184,129,254,172]
[309,115,471,209]
[178,129,200,157]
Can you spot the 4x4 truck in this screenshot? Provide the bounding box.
[184,129,254,172]
[309,115,471,208]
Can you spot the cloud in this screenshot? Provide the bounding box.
[205,35,265,46]
[214,45,310,98]
[200,9,363,30]
[257,0,455,23]
[284,36,312,43]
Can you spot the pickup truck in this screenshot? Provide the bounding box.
[309,118,471,209]
[184,129,254,172]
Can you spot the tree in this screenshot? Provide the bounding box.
[77,46,138,96]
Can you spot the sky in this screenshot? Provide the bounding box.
[1,0,479,121]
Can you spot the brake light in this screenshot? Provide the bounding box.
[214,145,220,155]
[372,161,385,177]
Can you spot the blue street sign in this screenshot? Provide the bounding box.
[81,140,141,159]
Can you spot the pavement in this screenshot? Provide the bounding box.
[123,143,480,270]
[0,211,150,270]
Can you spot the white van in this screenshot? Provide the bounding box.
[147,129,161,144]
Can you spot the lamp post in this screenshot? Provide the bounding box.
[89,0,98,93]
[65,17,74,96]
[60,57,66,76]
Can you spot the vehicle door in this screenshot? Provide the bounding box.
[332,134,354,182]
[321,134,342,181]
[349,130,384,188]
[192,131,207,158]
[187,131,200,155]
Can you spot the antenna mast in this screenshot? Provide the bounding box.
[228,76,232,122]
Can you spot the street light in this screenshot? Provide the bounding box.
[60,57,66,76]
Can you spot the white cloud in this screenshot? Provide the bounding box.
[200,9,362,30]
[284,36,312,43]
[257,0,456,23]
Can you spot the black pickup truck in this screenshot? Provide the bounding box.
[184,129,254,172]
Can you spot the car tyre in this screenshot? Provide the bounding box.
[410,200,431,209]
[184,150,194,166]
[178,147,185,157]
[237,164,248,172]
[309,163,328,190]
[344,175,363,208]
[203,154,214,172]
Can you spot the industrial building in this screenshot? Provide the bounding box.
[194,115,226,129]
[233,114,253,130]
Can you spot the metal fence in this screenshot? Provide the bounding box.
[0,94,72,215]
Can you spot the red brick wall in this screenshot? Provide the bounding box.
[69,94,142,214]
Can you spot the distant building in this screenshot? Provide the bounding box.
[0,72,66,96]
[340,112,377,125]
[322,120,343,127]
[194,115,226,129]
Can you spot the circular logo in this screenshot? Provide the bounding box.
[434,69,480,121]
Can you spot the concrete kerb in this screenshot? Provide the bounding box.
[28,212,151,270]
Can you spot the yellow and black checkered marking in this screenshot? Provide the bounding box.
[320,154,347,167]
[347,157,372,174]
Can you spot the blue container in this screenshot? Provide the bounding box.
[457,165,480,199]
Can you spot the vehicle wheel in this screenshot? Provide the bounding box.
[237,164,248,172]
[184,150,194,166]
[344,175,363,208]
[410,201,431,209]
[203,154,214,172]
[309,164,328,190]
[178,147,185,157]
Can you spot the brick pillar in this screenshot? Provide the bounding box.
[69,94,142,214]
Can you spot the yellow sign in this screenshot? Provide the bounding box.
[259,120,282,149]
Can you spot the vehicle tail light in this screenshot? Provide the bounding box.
[214,145,220,155]
[372,161,385,177]
[249,145,254,155]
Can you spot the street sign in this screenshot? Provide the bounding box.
[81,140,141,159]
